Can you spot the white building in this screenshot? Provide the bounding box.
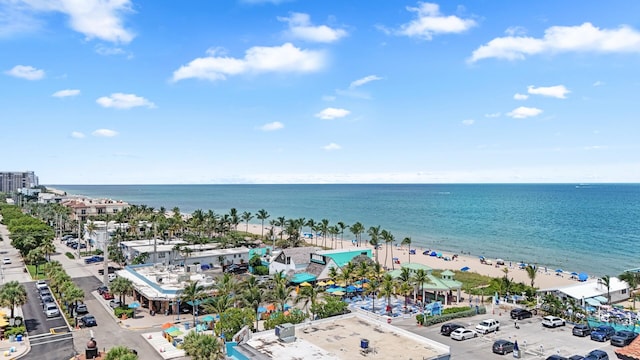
[539,277,630,305]
[269,247,320,276]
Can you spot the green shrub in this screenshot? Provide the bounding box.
[4,325,26,336]
[65,252,75,259]
[422,306,486,327]
[416,313,425,325]
[114,307,134,318]
[252,265,269,275]
[442,306,472,315]
[263,310,306,330]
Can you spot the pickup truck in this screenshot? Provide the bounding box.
[476,319,500,334]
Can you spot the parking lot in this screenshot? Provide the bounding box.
[393,312,617,359]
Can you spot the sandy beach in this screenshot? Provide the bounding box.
[243,224,577,290]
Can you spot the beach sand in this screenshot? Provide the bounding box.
[242,224,576,290]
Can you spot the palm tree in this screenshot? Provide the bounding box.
[350,222,365,247]
[619,271,640,309]
[242,282,265,331]
[182,331,224,360]
[26,247,45,278]
[256,209,270,241]
[319,219,329,248]
[104,345,138,360]
[85,220,98,254]
[270,282,293,313]
[63,284,85,315]
[39,239,56,261]
[381,229,395,270]
[367,226,381,265]
[296,284,322,319]
[180,280,207,325]
[305,219,316,245]
[379,274,397,313]
[0,281,27,318]
[241,211,253,233]
[401,237,412,263]
[600,275,611,304]
[110,277,134,306]
[525,265,537,288]
[412,269,429,304]
[337,221,347,249]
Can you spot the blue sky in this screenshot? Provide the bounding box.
[2,1,640,184]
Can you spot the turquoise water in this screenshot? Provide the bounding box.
[50,184,640,276]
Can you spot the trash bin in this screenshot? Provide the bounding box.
[184,323,190,330]
[16,335,22,342]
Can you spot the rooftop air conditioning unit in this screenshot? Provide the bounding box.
[275,323,296,343]
[156,276,163,283]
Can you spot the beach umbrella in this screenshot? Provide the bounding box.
[201,315,215,323]
[257,306,267,313]
[570,272,578,276]
[300,282,312,287]
[346,285,357,293]
[332,291,345,296]
[578,273,588,281]
[161,322,174,329]
[317,281,327,286]
[326,280,335,285]
[128,301,141,309]
[460,266,470,272]
[555,269,563,273]
[167,329,184,336]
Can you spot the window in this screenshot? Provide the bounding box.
[81,209,87,214]
[158,253,166,259]
[622,289,627,294]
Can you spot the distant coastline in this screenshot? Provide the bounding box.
[49,183,640,276]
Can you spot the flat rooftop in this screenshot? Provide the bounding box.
[118,264,215,300]
[243,314,449,359]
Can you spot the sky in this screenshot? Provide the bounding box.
[2,0,640,185]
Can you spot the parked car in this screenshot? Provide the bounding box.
[572,324,592,337]
[84,255,103,264]
[546,356,568,360]
[450,328,477,341]
[35,280,48,290]
[476,319,500,334]
[97,286,109,295]
[568,356,585,360]
[76,303,88,314]
[492,339,514,355]
[80,314,97,327]
[41,295,54,306]
[440,323,465,336]
[590,325,615,342]
[39,289,52,300]
[584,350,609,360]
[510,308,533,320]
[109,299,122,308]
[98,266,120,275]
[542,315,566,328]
[2,258,11,265]
[44,302,60,318]
[102,291,114,300]
[610,330,638,347]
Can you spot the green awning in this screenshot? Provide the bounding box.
[291,272,317,284]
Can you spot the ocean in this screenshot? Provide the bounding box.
[50,184,640,277]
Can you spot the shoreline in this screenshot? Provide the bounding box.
[244,224,578,290]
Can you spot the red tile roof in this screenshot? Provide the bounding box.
[616,334,640,360]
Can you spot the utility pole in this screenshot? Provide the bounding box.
[77,219,81,259]
[103,213,109,287]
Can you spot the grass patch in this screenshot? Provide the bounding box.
[431,269,493,289]
[65,252,75,259]
[26,264,46,280]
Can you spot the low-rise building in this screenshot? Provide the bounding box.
[62,197,128,221]
[538,276,630,305]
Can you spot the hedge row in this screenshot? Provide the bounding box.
[417,306,487,327]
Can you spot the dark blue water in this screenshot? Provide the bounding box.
[50,184,640,276]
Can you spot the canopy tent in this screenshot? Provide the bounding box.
[201,315,215,323]
[290,272,317,284]
[167,329,184,336]
[585,298,602,306]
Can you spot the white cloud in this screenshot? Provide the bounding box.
[96,93,155,109]
[513,93,529,100]
[5,65,45,80]
[13,0,135,43]
[71,131,85,139]
[278,12,347,43]
[507,106,543,119]
[95,44,129,57]
[527,85,570,99]
[323,143,341,151]
[593,81,604,87]
[484,112,501,118]
[259,121,284,131]
[395,2,476,40]
[584,145,607,150]
[52,89,80,98]
[315,107,350,120]
[172,43,325,82]
[470,22,640,62]
[92,128,118,137]
[322,95,336,101]
[349,75,382,89]
[462,119,475,126]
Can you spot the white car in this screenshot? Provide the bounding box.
[2,258,10,265]
[541,315,565,328]
[44,302,60,318]
[450,328,478,341]
[35,280,48,290]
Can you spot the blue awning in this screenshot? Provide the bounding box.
[585,298,601,306]
[593,296,608,303]
[291,272,317,284]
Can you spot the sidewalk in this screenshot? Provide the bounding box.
[0,307,30,360]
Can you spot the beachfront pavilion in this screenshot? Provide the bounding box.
[387,263,463,306]
[538,276,630,305]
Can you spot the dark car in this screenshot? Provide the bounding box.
[492,340,514,355]
[584,350,609,360]
[440,323,465,336]
[97,286,109,295]
[572,324,592,337]
[546,356,569,360]
[80,314,97,327]
[611,330,638,347]
[510,308,533,320]
[40,295,54,306]
[590,325,615,342]
[98,266,120,275]
[569,356,585,360]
